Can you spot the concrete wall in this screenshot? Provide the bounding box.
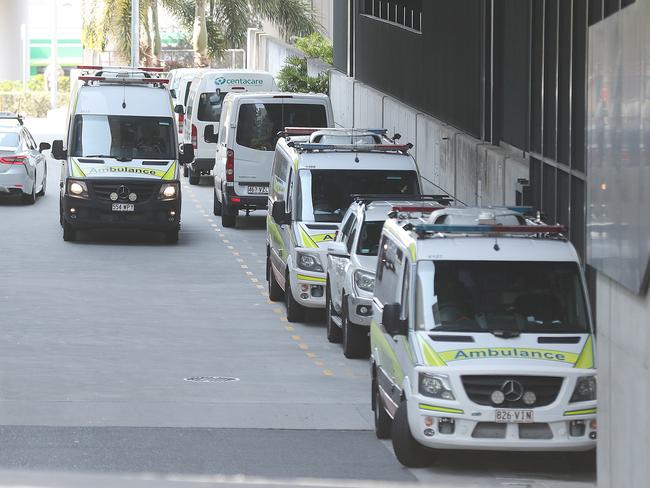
[0,0,28,81]
[330,70,528,206]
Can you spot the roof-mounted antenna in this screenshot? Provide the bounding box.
[122,82,127,109]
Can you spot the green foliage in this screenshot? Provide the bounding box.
[0,92,70,118]
[295,33,333,64]
[277,56,328,95]
[0,76,71,93]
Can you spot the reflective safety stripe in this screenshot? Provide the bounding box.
[574,335,595,369]
[296,274,326,283]
[408,243,417,261]
[71,160,86,177]
[161,162,177,181]
[563,408,597,416]
[419,336,447,367]
[299,226,318,249]
[418,403,464,414]
[371,319,405,384]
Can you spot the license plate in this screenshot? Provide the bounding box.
[112,203,135,212]
[495,409,534,423]
[248,185,269,195]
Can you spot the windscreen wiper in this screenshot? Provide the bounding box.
[490,330,521,339]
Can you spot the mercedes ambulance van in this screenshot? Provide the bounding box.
[52,67,194,243]
[181,70,276,185]
[266,128,422,322]
[370,207,596,467]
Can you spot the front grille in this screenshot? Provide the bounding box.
[91,181,158,202]
[472,422,506,439]
[462,375,563,408]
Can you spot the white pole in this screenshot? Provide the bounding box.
[21,23,27,92]
[50,0,58,109]
[131,0,139,67]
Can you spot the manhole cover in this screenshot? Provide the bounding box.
[184,376,240,383]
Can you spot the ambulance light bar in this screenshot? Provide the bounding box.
[77,65,164,72]
[391,205,442,213]
[281,128,389,137]
[352,194,454,205]
[78,76,169,85]
[412,224,566,235]
[294,142,413,153]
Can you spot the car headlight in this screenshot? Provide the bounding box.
[297,252,323,272]
[159,183,179,200]
[354,270,375,293]
[67,180,89,199]
[419,373,455,400]
[571,376,597,402]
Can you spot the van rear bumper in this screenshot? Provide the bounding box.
[225,186,268,210]
[190,158,215,172]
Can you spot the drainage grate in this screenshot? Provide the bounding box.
[184,376,240,383]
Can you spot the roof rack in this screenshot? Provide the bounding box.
[78,76,169,86]
[278,127,388,138]
[77,65,164,73]
[289,141,413,154]
[351,194,455,206]
[409,223,566,239]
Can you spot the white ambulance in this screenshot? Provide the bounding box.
[181,70,276,184]
[370,207,596,467]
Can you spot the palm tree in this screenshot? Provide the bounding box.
[83,0,318,67]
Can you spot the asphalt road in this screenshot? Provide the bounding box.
[0,119,596,488]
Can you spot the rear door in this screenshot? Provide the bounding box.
[232,99,329,196]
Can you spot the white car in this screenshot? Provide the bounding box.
[371,207,596,467]
[326,197,450,358]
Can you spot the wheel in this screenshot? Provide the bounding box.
[373,376,392,439]
[62,220,77,242]
[392,400,435,468]
[326,283,342,343]
[165,228,179,244]
[213,189,222,216]
[37,169,46,196]
[342,298,368,359]
[188,167,200,185]
[268,257,284,302]
[285,274,306,323]
[22,182,36,205]
[183,164,189,177]
[221,203,237,228]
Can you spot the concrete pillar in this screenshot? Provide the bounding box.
[0,0,28,81]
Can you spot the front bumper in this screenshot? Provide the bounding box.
[346,294,373,326]
[404,372,597,452]
[289,268,326,309]
[61,180,181,231]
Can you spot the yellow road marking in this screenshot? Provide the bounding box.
[323,370,334,376]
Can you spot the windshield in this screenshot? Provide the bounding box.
[420,261,590,334]
[197,91,227,122]
[236,102,327,151]
[298,170,419,222]
[357,220,384,256]
[69,115,175,161]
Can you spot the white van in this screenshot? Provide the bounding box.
[213,93,334,228]
[170,69,201,134]
[182,70,276,185]
[266,128,421,322]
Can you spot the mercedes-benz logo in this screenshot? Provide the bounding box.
[501,380,525,402]
[117,185,130,200]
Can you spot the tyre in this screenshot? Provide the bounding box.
[37,169,46,196]
[221,203,237,228]
[22,183,36,205]
[165,228,179,244]
[213,189,222,216]
[62,220,77,242]
[188,167,200,185]
[326,283,342,343]
[183,164,189,177]
[267,257,284,302]
[285,274,306,323]
[373,377,392,439]
[392,400,435,468]
[342,298,368,359]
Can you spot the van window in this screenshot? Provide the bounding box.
[357,220,384,256]
[298,169,419,222]
[427,261,590,334]
[183,81,193,107]
[375,236,403,305]
[236,103,327,151]
[198,92,228,122]
[69,114,175,160]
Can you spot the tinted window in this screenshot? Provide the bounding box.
[357,220,384,256]
[236,103,327,151]
[198,92,227,122]
[430,261,589,333]
[374,236,404,304]
[183,81,193,106]
[0,132,20,148]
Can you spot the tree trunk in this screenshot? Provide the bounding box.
[193,0,208,67]
[152,0,161,64]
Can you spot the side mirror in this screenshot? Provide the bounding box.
[170,89,177,99]
[179,143,194,164]
[204,125,218,143]
[174,104,185,115]
[271,200,291,225]
[39,142,51,153]
[51,140,66,160]
[382,303,408,336]
[327,241,349,258]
